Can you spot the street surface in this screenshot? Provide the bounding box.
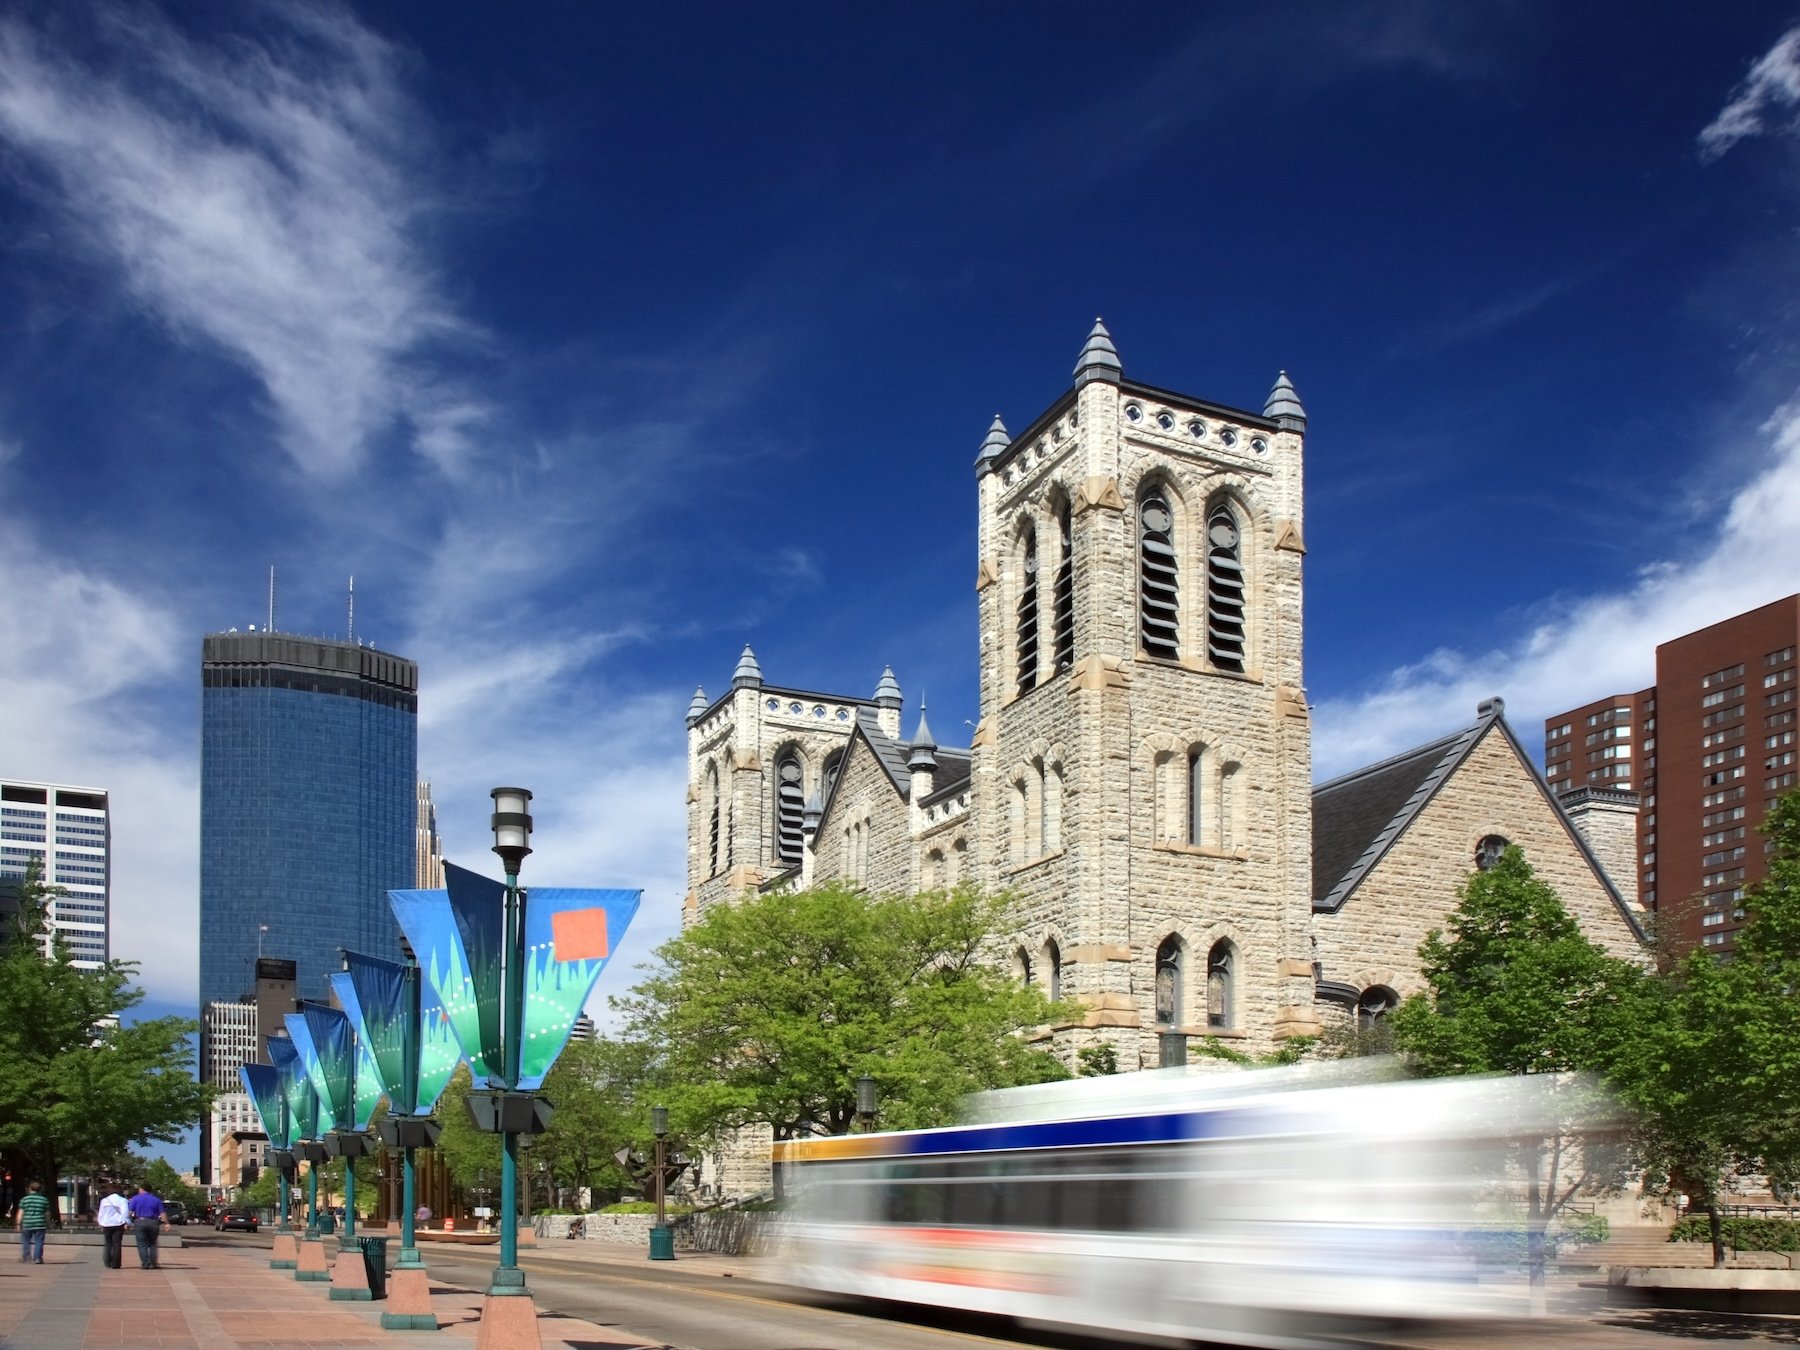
[184,1229,1800,1350]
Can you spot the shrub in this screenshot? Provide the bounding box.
[598,1201,694,1216]
[1559,1213,1610,1246]
[1670,1216,1800,1252]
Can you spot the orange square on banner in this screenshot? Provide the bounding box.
[552,907,609,961]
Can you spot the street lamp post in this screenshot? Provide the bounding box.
[856,1075,879,1132]
[649,1107,674,1261]
[490,784,532,1301]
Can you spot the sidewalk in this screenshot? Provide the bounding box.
[0,1238,673,1349]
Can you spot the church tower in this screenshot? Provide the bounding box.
[971,322,1316,1063]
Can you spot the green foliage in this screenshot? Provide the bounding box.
[236,1167,281,1209]
[1670,1215,1800,1251]
[597,1200,693,1215]
[1189,1035,1316,1067]
[1076,1045,1119,1077]
[0,860,211,1199]
[1386,847,1640,1293]
[1388,846,1642,1078]
[1602,792,1800,1268]
[615,883,1074,1142]
[1559,1212,1610,1246]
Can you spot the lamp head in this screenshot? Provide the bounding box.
[651,1106,669,1138]
[856,1075,878,1120]
[489,786,534,873]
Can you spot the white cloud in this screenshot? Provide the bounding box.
[0,3,483,478]
[1313,399,1800,778]
[1699,26,1800,162]
[0,523,198,1006]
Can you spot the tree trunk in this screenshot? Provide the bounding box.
[1706,1200,1726,1270]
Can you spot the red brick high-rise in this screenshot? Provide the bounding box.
[1544,595,1800,952]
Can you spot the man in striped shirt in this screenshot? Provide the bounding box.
[14,1181,50,1264]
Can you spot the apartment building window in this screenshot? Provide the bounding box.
[1766,669,1797,690]
[1702,910,1726,928]
[1703,933,1726,947]
[1768,731,1797,749]
[1703,704,1745,727]
[1771,688,1797,709]
[1768,710,1797,729]
[1702,664,1746,689]
[1769,771,1798,792]
[1702,684,1745,708]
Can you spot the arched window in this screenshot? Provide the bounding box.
[1205,500,1246,672]
[1186,747,1205,846]
[773,750,805,864]
[1218,760,1242,850]
[822,749,844,805]
[1045,939,1062,1002]
[1016,527,1040,696]
[706,763,721,876]
[1053,499,1075,672]
[1155,937,1183,1026]
[923,847,944,889]
[949,836,966,884]
[1206,941,1235,1029]
[1015,947,1034,986]
[1140,492,1179,660]
[1475,835,1509,871]
[1043,761,1064,852]
[1357,985,1398,1028]
[1009,775,1029,862]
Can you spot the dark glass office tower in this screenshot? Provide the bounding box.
[199,632,419,1012]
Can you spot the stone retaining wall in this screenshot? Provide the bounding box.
[533,1211,787,1256]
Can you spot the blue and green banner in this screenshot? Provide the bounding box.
[390,863,504,1084]
[417,976,460,1113]
[390,866,640,1090]
[268,1034,319,1141]
[515,885,641,1089]
[240,1063,291,1150]
[286,1005,355,1134]
[330,964,398,1125]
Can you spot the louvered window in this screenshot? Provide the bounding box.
[774,752,805,864]
[1016,531,1040,695]
[1206,502,1245,672]
[1053,501,1074,672]
[1140,493,1179,660]
[706,765,721,875]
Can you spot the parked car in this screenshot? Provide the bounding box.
[163,1201,189,1226]
[216,1208,259,1233]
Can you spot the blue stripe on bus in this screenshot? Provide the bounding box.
[874,1106,1292,1158]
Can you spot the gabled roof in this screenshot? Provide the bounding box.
[1312,699,1647,941]
[920,749,972,807]
[814,710,972,832]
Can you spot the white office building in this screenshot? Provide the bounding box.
[0,778,110,969]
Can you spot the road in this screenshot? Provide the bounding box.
[187,1228,1800,1350]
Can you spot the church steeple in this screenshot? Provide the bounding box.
[1264,370,1306,430]
[975,414,1011,478]
[731,645,763,690]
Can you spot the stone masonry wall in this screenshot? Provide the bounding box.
[1314,729,1648,996]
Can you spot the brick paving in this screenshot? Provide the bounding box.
[0,1241,662,1349]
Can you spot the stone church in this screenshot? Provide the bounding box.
[683,323,1646,1070]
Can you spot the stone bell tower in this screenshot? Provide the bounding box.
[970,322,1316,1062]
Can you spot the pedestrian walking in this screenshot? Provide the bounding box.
[96,1185,130,1269]
[13,1181,50,1264]
[127,1183,168,1269]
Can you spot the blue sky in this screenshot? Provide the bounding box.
[4,2,1800,1077]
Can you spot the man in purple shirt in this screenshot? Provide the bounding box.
[127,1185,167,1270]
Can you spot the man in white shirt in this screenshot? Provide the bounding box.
[96,1187,129,1269]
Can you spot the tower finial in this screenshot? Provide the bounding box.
[975,414,1011,477]
[687,686,709,725]
[732,645,763,690]
[1073,318,1122,386]
[1264,370,1306,429]
[874,665,902,710]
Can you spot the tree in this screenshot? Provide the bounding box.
[1609,792,1800,1266]
[1387,846,1642,1299]
[0,860,211,1211]
[531,1037,651,1208]
[616,884,1072,1155]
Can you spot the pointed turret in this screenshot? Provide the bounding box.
[873,665,902,710]
[907,703,938,774]
[686,686,708,726]
[1263,370,1306,430]
[731,645,763,690]
[1073,318,1122,387]
[974,414,1011,478]
[802,788,823,838]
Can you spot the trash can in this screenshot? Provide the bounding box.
[648,1225,674,1261]
[358,1236,390,1298]
[317,1211,336,1235]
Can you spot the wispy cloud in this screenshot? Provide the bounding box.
[0,2,485,478]
[1699,25,1800,162]
[1314,398,1800,777]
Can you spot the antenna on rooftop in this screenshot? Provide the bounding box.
[267,565,276,635]
[347,575,355,645]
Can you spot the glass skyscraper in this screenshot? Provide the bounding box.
[199,632,418,1012]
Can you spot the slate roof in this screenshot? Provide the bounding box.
[1312,700,1647,942]
[920,750,972,807]
[857,707,916,795]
